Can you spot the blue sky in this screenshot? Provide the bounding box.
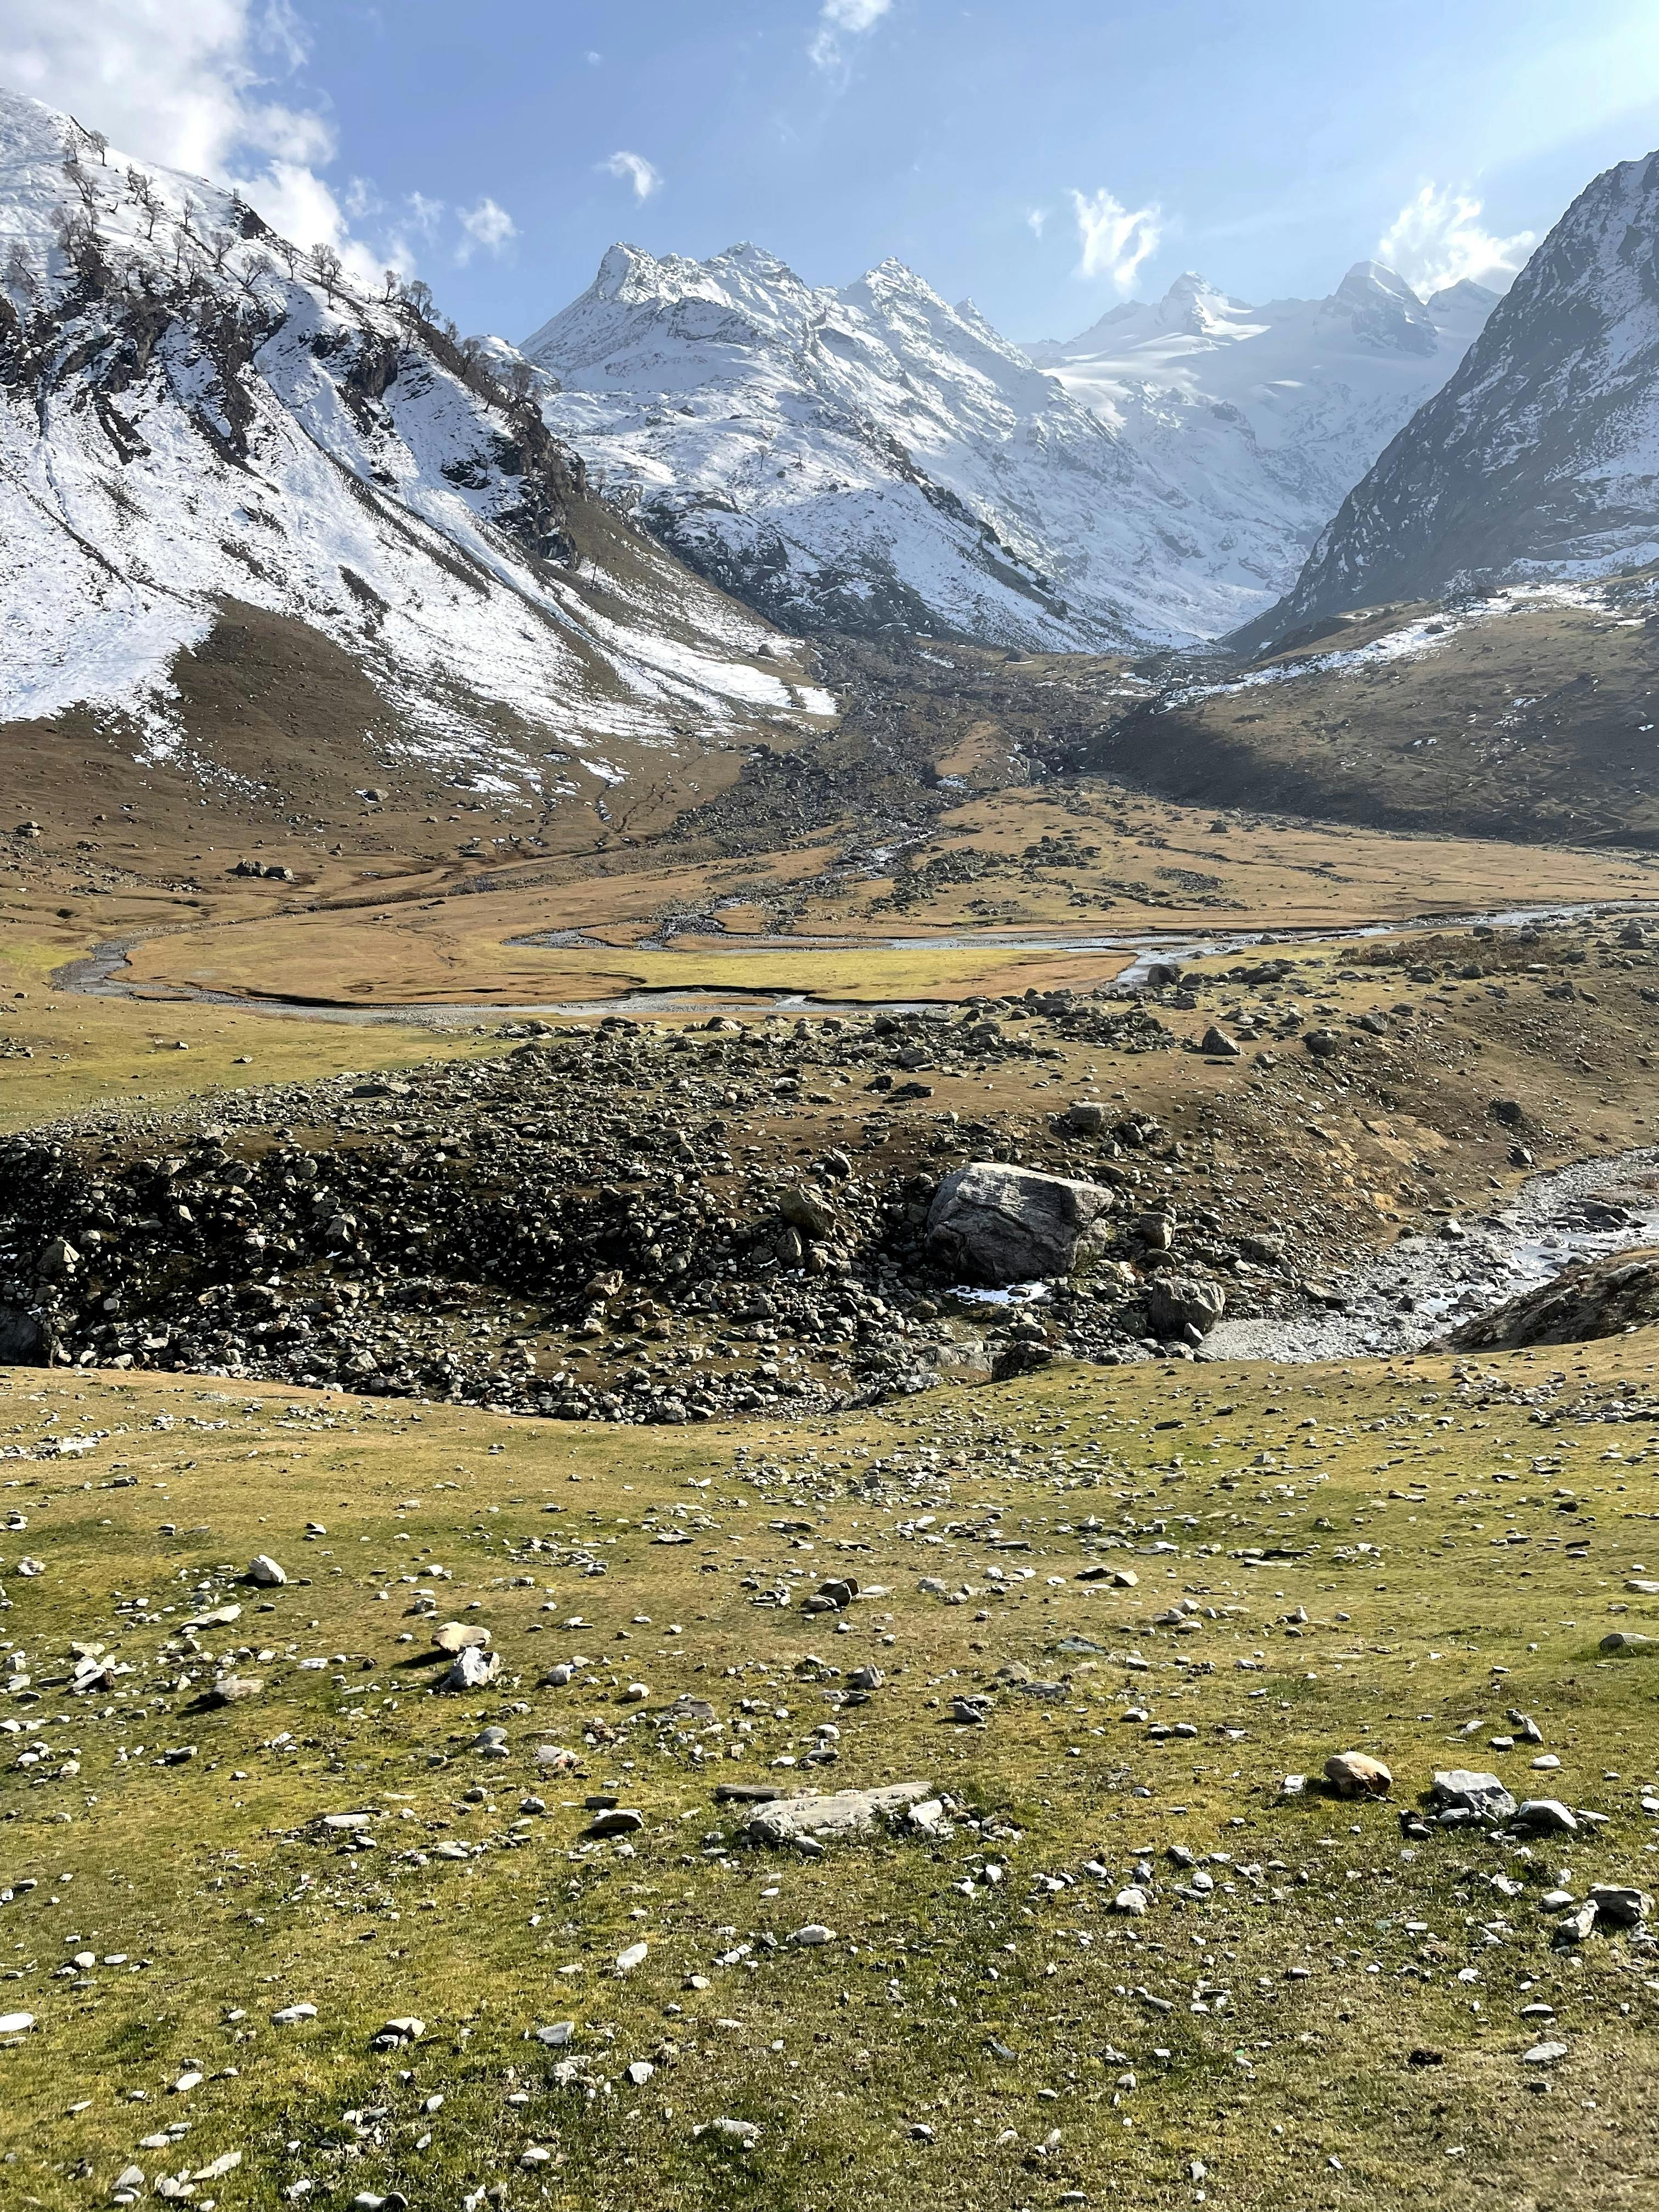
[6,0,1659,341]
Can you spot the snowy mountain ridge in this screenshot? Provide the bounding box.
[0,86,821,805]
[1246,144,1659,645]
[522,242,1494,652]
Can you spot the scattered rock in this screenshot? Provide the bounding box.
[737,1780,935,1848]
[247,1554,287,1587]
[1431,1769,1516,1822]
[1324,1751,1393,1799]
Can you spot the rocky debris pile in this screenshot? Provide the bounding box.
[1447,1245,1659,1350]
[0,999,1269,1420]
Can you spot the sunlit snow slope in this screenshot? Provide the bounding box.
[0,88,823,801]
[521,245,1492,652]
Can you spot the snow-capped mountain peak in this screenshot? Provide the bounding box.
[522,236,1493,651]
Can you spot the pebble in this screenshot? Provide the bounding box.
[615,1942,648,1973]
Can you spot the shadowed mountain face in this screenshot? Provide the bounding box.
[1243,146,1659,651]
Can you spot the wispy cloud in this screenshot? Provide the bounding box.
[1026,208,1047,240]
[1378,184,1536,295]
[809,0,895,71]
[1069,187,1162,291]
[599,149,662,201]
[456,196,517,264]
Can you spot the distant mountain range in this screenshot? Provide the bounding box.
[1244,147,1659,648]
[521,245,1493,651]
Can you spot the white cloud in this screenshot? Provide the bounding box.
[1377,184,1537,295]
[456,195,517,265]
[1026,208,1047,240]
[0,0,502,294]
[809,0,895,71]
[0,1,331,192]
[599,149,662,202]
[1068,187,1162,291]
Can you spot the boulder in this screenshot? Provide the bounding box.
[1066,1101,1108,1134]
[1514,1797,1578,1835]
[438,1646,499,1692]
[1431,1769,1516,1821]
[1600,1630,1657,1656]
[1589,1883,1650,1926]
[1324,1751,1393,1799]
[1198,1025,1240,1058]
[737,1780,935,1848]
[925,1163,1118,1285]
[247,1554,287,1587]
[1144,1273,1227,1339]
[779,1185,836,1240]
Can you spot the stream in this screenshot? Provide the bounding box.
[54,896,1659,1026]
[1206,1146,1659,1363]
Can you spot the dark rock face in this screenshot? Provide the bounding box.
[925,1163,1119,1285]
[1244,147,1659,646]
[1448,1246,1659,1349]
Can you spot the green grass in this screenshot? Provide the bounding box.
[4,1344,1659,2210]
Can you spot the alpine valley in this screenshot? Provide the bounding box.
[8,62,1659,2212]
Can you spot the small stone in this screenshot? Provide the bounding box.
[585,1808,645,1838]
[1600,1632,1655,1655]
[1113,1887,1149,1915]
[788,1924,837,1946]
[533,2023,575,2047]
[371,2017,425,2049]
[615,1942,648,1973]
[247,1555,287,1587]
[271,2002,318,2025]
[0,2011,35,2034]
[1198,1025,1240,1059]
[625,2059,654,2086]
[1522,2041,1570,2065]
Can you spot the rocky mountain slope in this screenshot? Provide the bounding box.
[521,245,1489,653]
[0,88,826,827]
[1245,146,1659,647]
